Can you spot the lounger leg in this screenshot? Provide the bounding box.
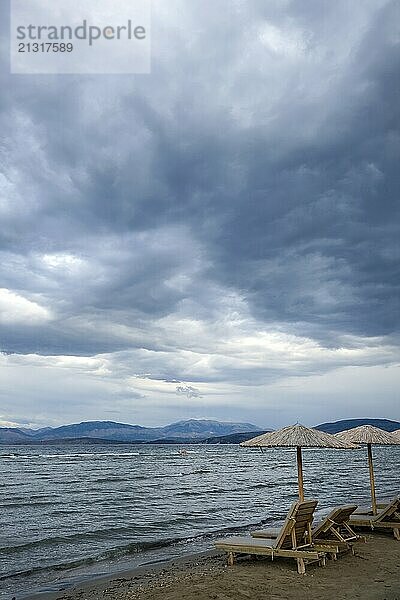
[227,552,234,566]
[297,558,306,575]
[393,529,400,541]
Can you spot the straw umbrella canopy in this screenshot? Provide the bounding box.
[336,425,399,515]
[392,429,400,441]
[241,424,356,501]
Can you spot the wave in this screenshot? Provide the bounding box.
[0,453,23,458]
[0,535,184,581]
[248,481,296,490]
[153,468,212,480]
[0,452,142,460]
[94,477,128,483]
[177,488,226,497]
[0,526,152,555]
[191,468,211,474]
[0,451,208,461]
[153,472,186,478]
[176,480,290,497]
[0,500,62,508]
[0,513,283,583]
[0,506,280,560]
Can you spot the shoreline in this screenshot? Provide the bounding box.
[4,443,398,600]
[22,550,219,600]
[22,533,400,600]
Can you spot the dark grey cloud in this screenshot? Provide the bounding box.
[0,0,399,426]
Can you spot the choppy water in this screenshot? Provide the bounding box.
[1,444,399,599]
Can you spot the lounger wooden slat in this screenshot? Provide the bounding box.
[215,537,322,559]
[252,504,362,557]
[214,500,327,574]
[349,497,400,540]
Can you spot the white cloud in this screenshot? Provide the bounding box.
[259,22,308,56]
[41,253,85,271]
[0,418,21,427]
[0,288,52,324]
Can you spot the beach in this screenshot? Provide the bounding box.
[2,444,400,599]
[27,533,400,600]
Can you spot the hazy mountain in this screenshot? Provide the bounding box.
[35,421,155,442]
[1,419,260,444]
[3,417,397,445]
[19,427,53,436]
[315,418,400,434]
[160,419,258,439]
[0,428,33,443]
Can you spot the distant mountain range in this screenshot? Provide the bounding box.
[0,419,259,444]
[315,418,400,434]
[0,417,398,445]
[0,428,34,444]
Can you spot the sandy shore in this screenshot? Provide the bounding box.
[25,533,400,600]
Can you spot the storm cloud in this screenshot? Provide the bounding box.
[0,0,399,427]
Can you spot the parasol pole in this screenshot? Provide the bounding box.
[367,443,377,515]
[296,446,304,501]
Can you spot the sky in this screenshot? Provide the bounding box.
[0,0,399,430]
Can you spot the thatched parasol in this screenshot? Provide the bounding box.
[336,425,399,515]
[392,429,400,441]
[241,424,356,501]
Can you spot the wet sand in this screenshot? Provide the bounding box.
[26,533,400,600]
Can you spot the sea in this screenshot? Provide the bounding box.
[1,443,399,599]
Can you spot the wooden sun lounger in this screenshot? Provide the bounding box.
[310,505,364,554]
[349,496,400,540]
[354,500,395,515]
[214,500,327,574]
[252,504,363,557]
